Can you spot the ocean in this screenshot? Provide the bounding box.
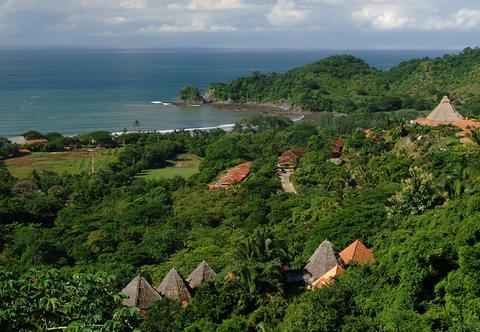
[0,48,454,137]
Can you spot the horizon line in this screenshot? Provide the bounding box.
[0,45,469,51]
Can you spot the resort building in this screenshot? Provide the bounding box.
[331,139,345,156]
[186,260,216,289]
[8,136,27,145]
[308,239,375,290]
[310,264,345,288]
[157,268,192,304]
[415,96,480,133]
[304,240,346,285]
[340,240,375,265]
[121,275,162,315]
[26,139,49,145]
[277,148,306,169]
[208,162,253,190]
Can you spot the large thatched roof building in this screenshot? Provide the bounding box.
[187,260,216,289]
[157,268,192,303]
[414,96,476,127]
[414,96,480,142]
[121,275,161,313]
[427,96,464,123]
[304,240,346,283]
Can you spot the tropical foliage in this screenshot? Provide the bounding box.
[208,47,480,116]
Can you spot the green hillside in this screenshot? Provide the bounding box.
[208,47,480,116]
[2,114,480,330]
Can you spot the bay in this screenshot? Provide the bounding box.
[0,48,454,136]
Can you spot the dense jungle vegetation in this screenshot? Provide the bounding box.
[1,110,480,331]
[209,47,480,116]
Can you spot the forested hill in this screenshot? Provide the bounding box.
[207,47,480,115]
[2,113,480,330]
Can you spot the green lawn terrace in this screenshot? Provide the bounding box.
[208,162,253,190]
[4,149,121,178]
[137,154,201,180]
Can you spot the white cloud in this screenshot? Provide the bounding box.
[185,0,252,11]
[0,0,479,46]
[352,4,411,30]
[352,2,480,31]
[120,0,146,9]
[138,18,238,33]
[267,0,308,26]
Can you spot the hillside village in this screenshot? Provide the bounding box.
[113,95,478,320]
[3,50,480,330]
[120,239,374,314]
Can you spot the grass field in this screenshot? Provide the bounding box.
[5,149,121,179]
[137,153,201,180]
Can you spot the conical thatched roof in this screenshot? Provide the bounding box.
[157,268,192,302]
[121,275,161,310]
[304,240,345,281]
[426,96,464,123]
[187,260,217,289]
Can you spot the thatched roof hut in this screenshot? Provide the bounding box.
[426,96,464,123]
[304,240,345,282]
[121,275,161,311]
[187,260,217,289]
[157,268,192,302]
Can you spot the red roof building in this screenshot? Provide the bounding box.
[310,264,345,289]
[331,139,345,155]
[277,148,306,168]
[340,240,375,265]
[26,139,49,145]
[209,162,253,190]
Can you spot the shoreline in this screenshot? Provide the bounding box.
[5,102,338,138]
[208,101,347,120]
[111,114,305,136]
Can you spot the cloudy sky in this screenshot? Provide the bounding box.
[0,0,479,48]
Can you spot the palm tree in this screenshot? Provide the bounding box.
[470,129,480,145]
[233,228,289,264]
[133,120,140,131]
[437,164,477,198]
[231,228,289,296]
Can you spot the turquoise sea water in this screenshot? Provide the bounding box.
[0,48,453,136]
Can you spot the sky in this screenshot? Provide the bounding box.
[0,0,479,49]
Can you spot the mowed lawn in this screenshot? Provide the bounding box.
[5,149,121,178]
[138,153,201,180]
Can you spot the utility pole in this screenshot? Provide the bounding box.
[91,156,95,173]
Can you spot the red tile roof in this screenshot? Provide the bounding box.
[219,162,252,185]
[460,137,475,144]
[210,162,253,190]
[415,118,480,130]
[18,149,31,154]
[340,240,375,265]
[27,139,49,145]
[277,148,306,166]
[331,139,345,155]
[311,264,344,289]
[456,129,473,137]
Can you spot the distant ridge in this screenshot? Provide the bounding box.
[206,47,480,114]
